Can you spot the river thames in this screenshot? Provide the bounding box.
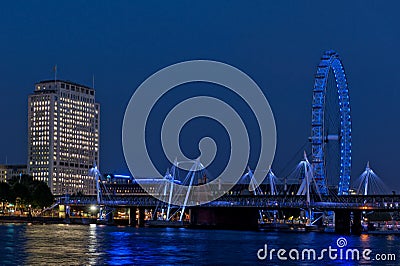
[0,223,398,265]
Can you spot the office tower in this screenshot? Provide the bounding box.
[28,80,100,195]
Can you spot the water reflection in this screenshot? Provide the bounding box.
[87,224,100,265]
[16,224,105,264]
[0,224,26,265]
[106,230,134,265]
[0,224,399,265]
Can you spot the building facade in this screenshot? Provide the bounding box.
[28,80,100,195]
[0,164,27,183]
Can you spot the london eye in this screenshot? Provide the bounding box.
[310,50,352,195]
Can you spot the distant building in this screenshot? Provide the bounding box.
[102,174,134,184]
[0,164,27,183]
[28,80,100,195]
[99,175,170,196]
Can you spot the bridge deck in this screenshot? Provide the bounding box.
[61,194,400,211]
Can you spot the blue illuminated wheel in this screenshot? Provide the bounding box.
[311,50,351,195]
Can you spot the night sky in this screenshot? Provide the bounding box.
[0,1,399,191]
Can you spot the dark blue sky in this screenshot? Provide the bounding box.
[1,1,399,191]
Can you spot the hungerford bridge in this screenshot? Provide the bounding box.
[61,51,398,234]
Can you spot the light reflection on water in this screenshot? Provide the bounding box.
[0,224,398,265]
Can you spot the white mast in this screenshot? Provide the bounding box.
[89,164,101,205]
[179,159,201,222]
[166,159,177,221]
[364,162,370,196]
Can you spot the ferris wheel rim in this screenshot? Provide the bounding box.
[310,50,352,195]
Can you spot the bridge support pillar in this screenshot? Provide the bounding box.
[335,210,351,234]
[351,210,362,235]
[190,207,259,230]
[128,207,146,227]
[335,210,362,235]
[128,207,137,227]
[138,207,145,227]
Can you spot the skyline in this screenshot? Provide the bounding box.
[1,1,399,191]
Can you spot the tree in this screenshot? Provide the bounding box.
[0,182,12,202]
[4,174,54,209]
[31,181,54,209]
[12,183,31,204]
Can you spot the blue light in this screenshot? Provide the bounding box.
[114,175,131,179]
[311,50,351,196]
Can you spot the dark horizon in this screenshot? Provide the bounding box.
[0,1,399,192]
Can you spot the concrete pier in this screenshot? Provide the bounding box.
[335,209,362,235]
[129,207,146,227]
